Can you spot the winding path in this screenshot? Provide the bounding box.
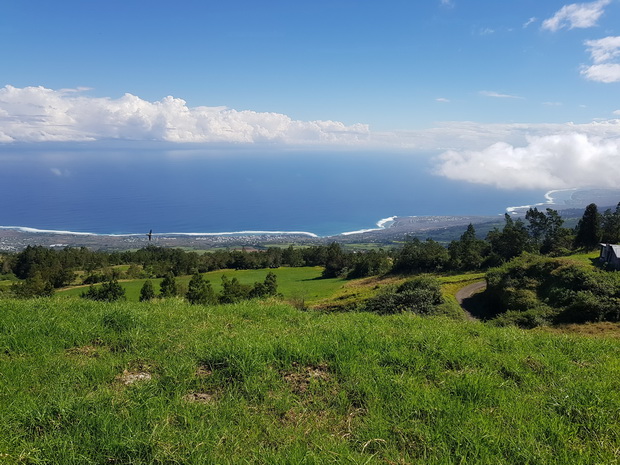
[455,281,487,320]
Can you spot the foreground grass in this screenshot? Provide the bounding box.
[2,298,620,464]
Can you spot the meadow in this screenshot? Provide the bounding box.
[57,267,347,305]
[2,297,620,464]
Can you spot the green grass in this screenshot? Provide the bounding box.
[57,266,346,304]
[561,250,600,265]
[2,297,620,463]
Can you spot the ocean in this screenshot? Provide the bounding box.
[0,145,547,237]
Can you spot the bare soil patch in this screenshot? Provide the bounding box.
[282,362,331,394]
[196,365,213,378]
[116,370,152,385]
[183,391,217,404]
[65,345,100,357]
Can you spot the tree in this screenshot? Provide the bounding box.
[139,280,156,302]
[574,203,601,250]
[81,277,125,302]
[159,272,178,298]
[321,243,349,278]
[186,273,216,305]
[11,272,54,298]
[219,275,251,303]
[601,202,620,244]
[393,238,449,273]
[448,224,488,270]
[486,214,531,263]
[250,271,279,298]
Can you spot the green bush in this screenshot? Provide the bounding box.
[486,254,620,327]
[363,275,444,315]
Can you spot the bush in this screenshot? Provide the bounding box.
[363,275,444,315]
[485,254,620,326]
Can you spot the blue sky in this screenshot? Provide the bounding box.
[1,0,620,190]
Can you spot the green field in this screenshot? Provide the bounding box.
[57,266,347,304]
[2,297,620,463]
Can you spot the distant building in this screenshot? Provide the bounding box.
[599,243,620,270]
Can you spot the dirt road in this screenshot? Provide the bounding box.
[455,281,487,306]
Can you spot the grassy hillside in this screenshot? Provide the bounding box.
[2,298,620,464]
[57,266,346,304]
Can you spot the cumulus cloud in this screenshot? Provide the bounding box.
[0,85,370,145]
[435,133,620,189]
[542,0,611,31]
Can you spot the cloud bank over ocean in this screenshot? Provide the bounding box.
[435,133,620,190]
[0,85,370,145]
[2,85,620,192]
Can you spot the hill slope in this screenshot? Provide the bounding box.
[1,298,620,464]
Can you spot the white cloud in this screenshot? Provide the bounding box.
[479,90,523,99]
[523,17,537,28]
[440,0,454,7]
[4,85,620,165]
[614,110,620,115]
[0,85,370,145]
[542,101,562,106]
[436,97,450,103]
[581,63,620,82]
[581,36,620,83]
[435,133,620,189]
[542,0,611,31]
[585,36,620,63]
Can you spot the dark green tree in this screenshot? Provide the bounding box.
[394,238,449,273]
[486,214,531,263]
[574,203,602,250]
[525,207,548,247]
[159,272,178,298]
[219,275,251,303]
[448,224,488,270]
[321,243,349,278]
[250,271,279,298]
[81,277,125,302]
[11,272,54,298]
[601,202,620,244]
[139,280,156,302]
[186,273,216,305]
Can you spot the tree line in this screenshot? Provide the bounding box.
[1,202,618,299]
[81,271,279,305]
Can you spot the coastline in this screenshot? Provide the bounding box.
[2,188,619,251]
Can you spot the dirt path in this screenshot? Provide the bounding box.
[455,281,487,320]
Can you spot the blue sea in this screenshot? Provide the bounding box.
[0,144,547,237]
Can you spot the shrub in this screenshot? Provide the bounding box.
[363,275,444,315]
